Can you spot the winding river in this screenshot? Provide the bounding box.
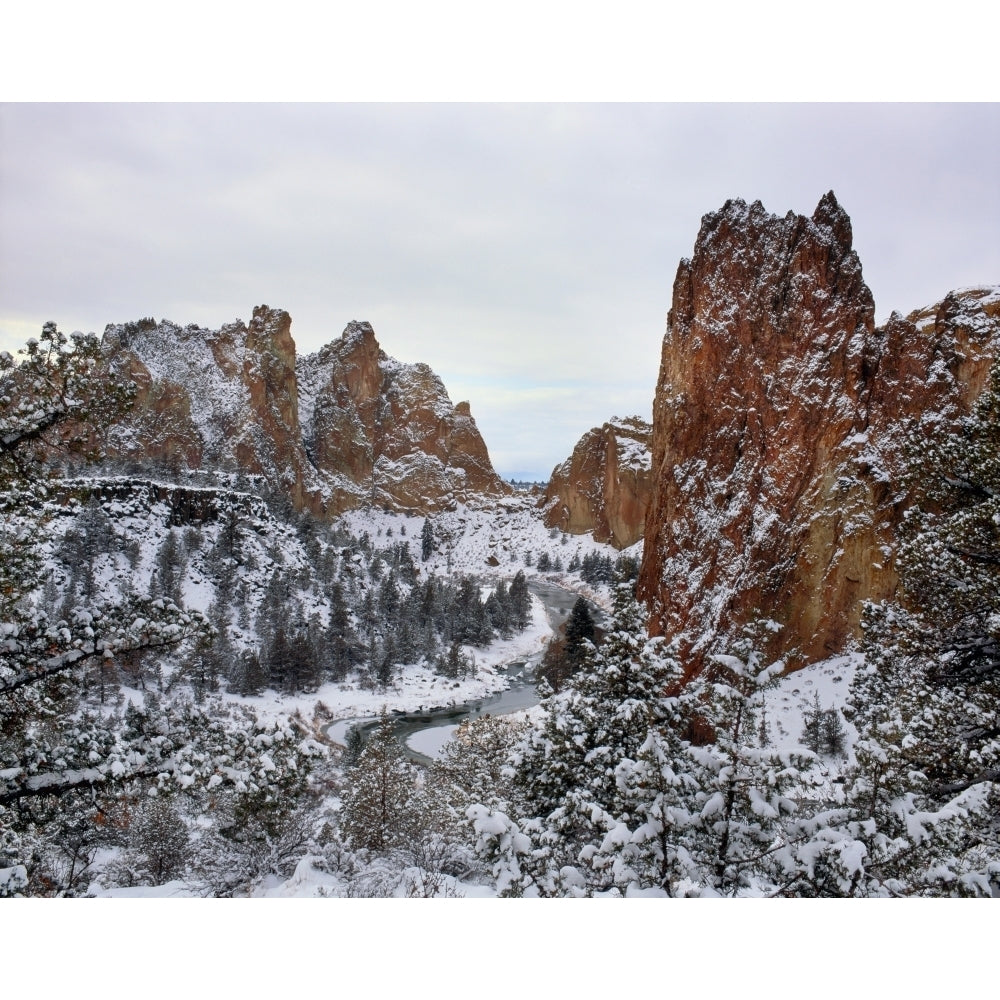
[325,579,604,765]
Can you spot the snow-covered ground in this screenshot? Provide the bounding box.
[337,496,639,591]
[763,651,860,760]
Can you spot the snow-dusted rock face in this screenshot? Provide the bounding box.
[297,320,511,512]
[637,193,1000,674]
[100,309,510,517]
[539,415,652,549]
[103,305,314,512]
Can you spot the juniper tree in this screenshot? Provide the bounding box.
[341,713,420,852]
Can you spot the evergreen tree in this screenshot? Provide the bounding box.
[342,725,365,769]
[474,583,680,895]
[801,691,825,754]
[594,623,817,897]
[341,713,420,851]
[327,581,360,680]
[154,529,185,606]
[377,635,396,688]
[564,597,596,667]
[110,795,191,887]
[820,706,847,757]
[421,518,434,562]
[508,571,531,630]
[785,602,998,897]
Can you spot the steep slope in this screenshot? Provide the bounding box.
[98,308,510,517]
[637,193,1000,672]
[539,416,652,548]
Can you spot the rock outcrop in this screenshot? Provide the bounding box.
[637,193,1000,673]
[297,321,510,513]
[540,416,652,548]
[99,308,510,517]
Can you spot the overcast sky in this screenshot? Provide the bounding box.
[1,103,998,479]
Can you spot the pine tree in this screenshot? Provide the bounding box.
[564,597,595,668]
[421,518,434,562]
[508,571,531,630]
[342,725,365,769]
[794,602,999,897]
[801,691,825,754]
[327,581,359,680]
[341,713,420,851]
[154,529,185,606]
[820,706,847,757]
[668,638,814,896]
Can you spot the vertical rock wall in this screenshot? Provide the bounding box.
[637,193,1000,673]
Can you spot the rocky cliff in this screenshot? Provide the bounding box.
[100,308,510,516]
[636,193,1000,673]
[297,320,510,513]
[539,416,652,549]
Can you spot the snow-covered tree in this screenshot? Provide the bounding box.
[508,570,531,630]
[666,639,815,895]
[340,713,421,852]
[470,581,681,896]
[779,601,998,898]
[420,517,434,562]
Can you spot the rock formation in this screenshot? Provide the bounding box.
[99,308,510,516]
[540,416,652,548]
[297,320,510,513]
[636,193,1000,673]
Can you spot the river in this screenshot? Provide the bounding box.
[325,578,603,764]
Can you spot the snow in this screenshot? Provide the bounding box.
[762,652,860,761]
[406,724,459,759]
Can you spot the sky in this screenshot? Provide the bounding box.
[2,103,998,480]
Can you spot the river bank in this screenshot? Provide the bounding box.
[325,578,603,762]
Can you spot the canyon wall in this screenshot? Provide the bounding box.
[539,416,652,549]
[636,193,1000,672]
